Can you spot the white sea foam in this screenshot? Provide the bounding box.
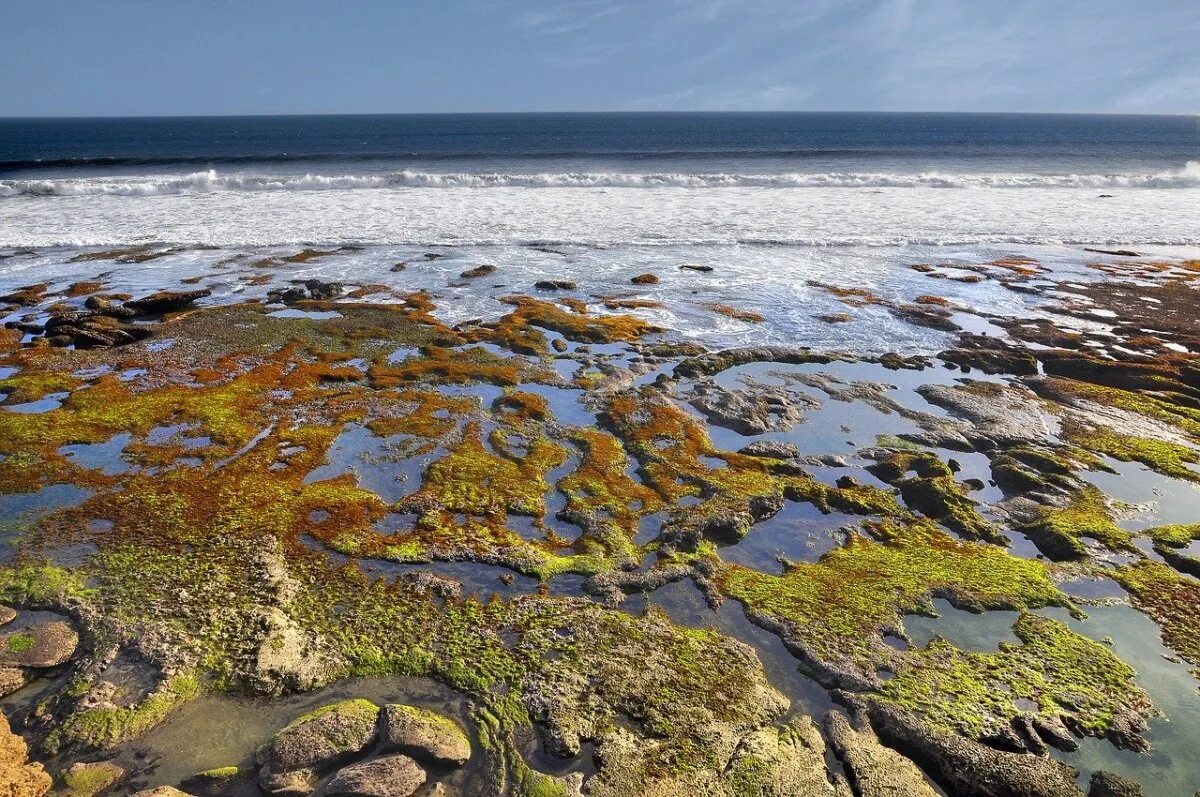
[3,162,1200,197]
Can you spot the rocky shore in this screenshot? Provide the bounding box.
[1,246,1198,796]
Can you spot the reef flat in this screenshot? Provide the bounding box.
[1,245,1199,797]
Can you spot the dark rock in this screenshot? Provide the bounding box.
[534,280,578,291]
[631,273,659,285]
[267,287,308,305]
[380,704,471,766]
[304,279,344,300]
[390,263,407,272]
[324,755,427,797]
[1083,248,1139,258]
[84,295,111,311]
[1087,771,1143,797]
[674,347,835,379]
[891,305,961,332]
[551,339,568,353]
[938,334,1037,376]
[125,289,212,315]
[679,264,714,273]
[460,265,497,278]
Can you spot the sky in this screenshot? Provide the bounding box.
[2,0,1198,116]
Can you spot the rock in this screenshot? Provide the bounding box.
[267,286,308,305]
[674,346,834,379]
[390,263,407,272]
[722,716,847,796]
[631,273,659,285]
[891,305,960,332]
[739,441,803,460]
[0,605,14,626]
[460,265,497,278]
[180,766,245,796]
[124,289,212,315]
[689,380,816,435]
[824,711,938,796]
[0,666,26,697]
[257,699,380,794]
[1088,771,1144,797]
[380,704,471,766]
[303,279,344,300]
[131,789,197,797]
[938,333,1038,376]
[1083,248,1140,258]
[679,264,714,273]
[251,607,345,695]
[863,700,1085,797]
[62,761,125,796]
[534,280,577,291]
[0,620,78,668]
[324,755,428,797]
[84,295,111,310]
[551,338,568,353]
[916,381,1054,450]
[0,715,51,797]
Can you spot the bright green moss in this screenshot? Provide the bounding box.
[1019,485,1131,560]
[881,612,1146,740]
[1066,423,1200,483]
[717,519,1067,676]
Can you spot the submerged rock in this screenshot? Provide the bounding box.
[61,760,126,796]
[380,704,471,766]
[688,380,816,435]
[460,265,497,278]
[1087,771,1144,797]
[324,754,427,797]
[534,279,578,291]
[131,789,197,797]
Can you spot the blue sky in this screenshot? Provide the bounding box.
[2,0,1198,116]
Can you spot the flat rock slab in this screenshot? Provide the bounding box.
[0,605,15,626]
[0,620,78,668]
[381,704,471,766]
[325,755,427,797]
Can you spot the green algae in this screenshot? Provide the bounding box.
[880,612,1149,742]
[717,518,1067,676]
[1018,485,1131,560]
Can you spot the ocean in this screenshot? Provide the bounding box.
[1,112,1199,351]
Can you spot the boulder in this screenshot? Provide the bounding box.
[460,265,497,278]
[257,699,380,795]
[0,715,51,797]
[380,705,471,766]
[0,605,14,626]
[324,755,427,797]
[534,280,577,291]
[679,264,714,273]
[0,620,78,668]
[124,289,212,315]
[631,273,659,285]
[303,279,344,300]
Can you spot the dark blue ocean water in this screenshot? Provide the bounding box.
[2,112,1197,178]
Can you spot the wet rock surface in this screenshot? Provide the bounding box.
[1,250,1199,797]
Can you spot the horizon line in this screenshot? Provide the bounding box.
[2,109,1198,121]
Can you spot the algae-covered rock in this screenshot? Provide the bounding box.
[180,766,246,796]
[324,755,427,797]
[380,705,471,766]
[0,620,77,668]
[61,760,126,796]
[257,699,380,795]
[0,605,14,626]
[130,789,197,797]
[0,665,26,697]
[124,289,211,315]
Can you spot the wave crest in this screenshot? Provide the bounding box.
[3,163,1200,196]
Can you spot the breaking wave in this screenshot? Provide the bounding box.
[4,163,1200,196]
